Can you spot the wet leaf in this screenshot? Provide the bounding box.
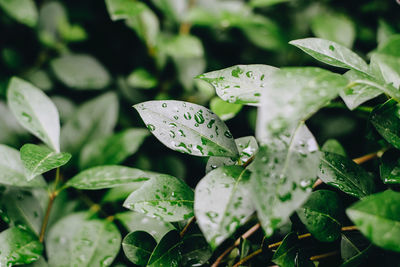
[0,0,37,27]
[272,232,298,267]
[61,92,119,157]
[116,212,175,242]
[339,70,382,110]
[340,232,372,267]
[122,231,157,265]
[251,123,320,236]
[297,190,342,242]
[0,227,43,266]
[206,136,258,173]
[181,234,212,266]
[47,213,121,267]
[257,67,348,141]
[289,38,369,74]
[7,77,60,151]
[134,100,239,157]
[380,150,400,184]
[197,64,278,105]
[51,54,110,90]
[0,188,43,236]
[346,190,400,252]
[147,230,182,267]
[370,53,400,89]
[322,139,347,156]
[195,166,254,249]
[123,174,194,221]
[318,152,375,198]
[79,128,149,169]
[0,144,46,187]
[102,183,144,203]
[66,165,151,190]
[20,144,71,180]
[370,99,400,149]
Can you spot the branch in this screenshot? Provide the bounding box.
[180,217,196,238]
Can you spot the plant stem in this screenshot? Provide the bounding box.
[309,251,339,261]
[229,226,357,266]
[39,192,56,243]
[212,223,261,267]
[242,155,256,169]
[180,217,196,238]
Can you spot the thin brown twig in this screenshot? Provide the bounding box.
[309,250,339,261]
[180,217,196,238]
[230,226,358,266]
[211,223,261,267]
[39,192,56,242]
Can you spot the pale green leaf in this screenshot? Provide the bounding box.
[0,0,37,27]
[251,123,320,236]
[105,0,147,20]
[197,64,278,105]
[134,100,239,158]
[0,144,46,187]
[257,67,347,141]
[0,227,43,266]
[61,92,119,157]
[127,68,158,89]
[346,190,400,252]
[206,136,258,173]
[209,97,242,121]
[79,128,148,169]
[66,165,151,190]
[20,144,71,180]
[125,6,159,48]
[195,166,254,249]
[7,77,60,152]
[51,54,110,90]
[290,38,369,74]
[123,174,194,221]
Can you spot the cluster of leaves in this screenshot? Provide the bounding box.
[1,0,400,266]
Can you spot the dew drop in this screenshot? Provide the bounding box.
[162,103,167,108]
[184,112,192,120]
[146,124,155,131]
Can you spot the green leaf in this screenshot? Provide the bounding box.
[209,97,242,121]
[272,232,298,267]
[123,174,194,221]
[251,123,320,236]
[105,0,147,20]
[250,0,290,8]
[61,92,119,157]
[257,67,347,140]
[380,150,400,184]
[122,231,157,265]
[127,68,158,89]
[20,144,71,180]
[370,53,400,89]
[340,232,372,267]
[297,190,342,242]
[7,77,61,152]
[370,99,400,149]
[116,212,175,242]
[206,136,258,173]
[0,0,37,27]
[47,213,121,267]
[289,38,369,74]
[377,20,396,46]
[346,190,400,252]
[0,144,46,187]
[134,100,239,158]
[66,165,151,190]
[318,152,375,198]
[195,166,254,249]
[181,234,212,266]
[322,139,347,156]
[197,64,278,105]
[125,5,159,48]
[376,34,400,57]
[311,13,355,48]
[79,128,148,169]
[0,188,43,236]
[0,227,43,266]
[339,70,382,110]
[51,54,111,90]
[147,230,182,267]
[102,183,143,203]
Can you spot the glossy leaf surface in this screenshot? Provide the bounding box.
[370,100,400,149]
[134,100,238,157]
[122,231,157,265]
